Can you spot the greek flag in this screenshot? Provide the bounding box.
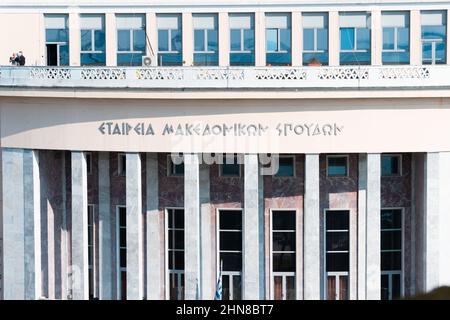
[214,260,223,300]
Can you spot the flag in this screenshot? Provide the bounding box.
[214,260,223,300]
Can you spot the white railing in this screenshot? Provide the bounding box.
[0,65,445,90]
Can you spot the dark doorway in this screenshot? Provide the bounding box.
[46,44,58,66]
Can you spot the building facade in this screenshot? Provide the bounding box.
[0,0,450,300]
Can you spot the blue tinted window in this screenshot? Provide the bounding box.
[194,29,205,51]
[243,29,254,51]
[275,157,294,177]
[230,52,254,66]
[158,29,169,51]
[327,157,348,177]
[422,25,446,40]
[280,29,291,51]
[303,28,314,51]
[171,30,182,52]
[46,29,68,43]
[158,53,182,66]
[117,53,143,66]
[436,41,446,62]
[118,30,130,51]
[383,28,395,50]
[94,30,105,51]
[59,44,69,66]
[340,28,354,50]
[207,29,218,51]
[356,28,370,50]
[134,29,146,51]
[398,28,409,50]
[80,52,105,65]
[266,29,278,51]
[81,30,92,51]
[422,42,432,60]
[317,29,328,51]
[230,29,241,51]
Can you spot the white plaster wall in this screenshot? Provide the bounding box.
[0,13,45,66]
[1,97,450,154]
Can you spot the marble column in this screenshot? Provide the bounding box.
[424,152,439,291]
[303,154,320,300]
[146,153,163,300]
[2,148,41,299]
[126,153,144,300]
[366,153,381,300]
[98,152,113,299]
[357,154,367,300]
[71,151,89,300]
[184,153,201,300]
[243,154,264,299]
[200,162,212,299]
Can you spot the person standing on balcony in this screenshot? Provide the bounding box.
[9,53,17,66]
[14,51,26,66]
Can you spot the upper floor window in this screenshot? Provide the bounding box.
[157,14,182,66]
[382,12,410,65]
[275,156,295,177]
[421,10,447,65]
[167,155,184,176]
[220,154,241,177]
[193,14,218,66]
[266,13,291,66]
[381,154,401,176]
[229,13,255,66]
[327,155,348,177]
[80,14,106,66]
[303,13,328,66]
[116,14,146,66]
[44,14,69,66]
[339,12,371,65]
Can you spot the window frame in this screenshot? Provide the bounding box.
[326,155,349,177]
[303,28,328,54]
[166,154,184,177]
[158,28,181,54]
[117,29,146,54]
[380,207,405,300]
[381,154,402,177]
[266,28,290,53]
[269,208,297,300]
[219,154,242,178]
[215,208,243,300]
[274,155,296,178]
[115,205,126,300]
[165,207,185,300]
[340,27,370,53]
[323,209,351,300]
